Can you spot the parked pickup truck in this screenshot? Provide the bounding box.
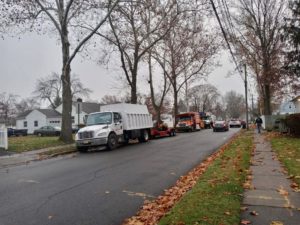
[75,103,153,152]
[7,128,28,137]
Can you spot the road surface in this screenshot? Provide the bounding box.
[0,128,240,225]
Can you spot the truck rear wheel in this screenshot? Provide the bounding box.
[107,133,118,150]
[138,130,149,143]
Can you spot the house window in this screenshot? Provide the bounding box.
[71,116,75,124]
[24,121,27,127]
[34,121,38,127]
[50,121,60,124]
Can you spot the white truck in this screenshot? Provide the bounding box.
[75,103,153,151]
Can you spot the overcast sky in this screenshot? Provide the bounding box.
[0,33,247,104]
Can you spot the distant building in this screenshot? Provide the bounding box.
[16,109,62,134]
[291,95,300,113]
[277,101,296,115]
[56,102,100,127]
[15,102,101,134]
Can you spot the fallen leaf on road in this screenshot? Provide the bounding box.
[105,191,110,194]
[250,211,259,216]
[277,187,289,196]
[240,206,248,211]
[240,220,251,224]
[270,221,283,225]
[243,181,252,189]
[291,182,299,189]
[48,215,53,220]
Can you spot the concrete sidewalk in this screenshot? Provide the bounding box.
[241,133,300,224]
[0,144,75,168]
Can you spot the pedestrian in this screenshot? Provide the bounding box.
[255,116,263,133]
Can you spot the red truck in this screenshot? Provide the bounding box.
[175,112,204,132]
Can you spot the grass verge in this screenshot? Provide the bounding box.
[8,136,70,153]
[158,131,253,225]
[269,133,300,187]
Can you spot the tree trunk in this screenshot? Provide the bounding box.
[131,80,137,104]
[130,60,138,104]
[60,27,73,143]
[263,84,272,115]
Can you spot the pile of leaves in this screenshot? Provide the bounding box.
[123,131,252,225]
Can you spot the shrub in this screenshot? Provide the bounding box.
[286,113,300,135]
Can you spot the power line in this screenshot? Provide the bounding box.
[209,0,244,81]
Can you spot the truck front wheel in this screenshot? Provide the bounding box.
[107,133,118,150]
[138,130,149,143]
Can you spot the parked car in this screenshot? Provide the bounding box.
[229,119,241,128]
[213,120,229,132]
[33,126,61,136]
[7,128,28,137]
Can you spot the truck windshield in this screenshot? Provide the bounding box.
[86,112,112,126]
[178,116,192,121]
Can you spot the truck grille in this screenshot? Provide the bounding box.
[78,131,94,139]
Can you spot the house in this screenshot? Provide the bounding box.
[55,102,100,127]
[16,109,62,134]
[291,95,300,113]
[15,101,100,134]
[277,101,296,115]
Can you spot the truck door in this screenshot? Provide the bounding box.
[113,113,123,136]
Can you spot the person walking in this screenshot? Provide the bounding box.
[255,116,263,133]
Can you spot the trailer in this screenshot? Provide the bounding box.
[75,103,153,151]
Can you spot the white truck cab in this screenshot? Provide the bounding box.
[75,104,153,151]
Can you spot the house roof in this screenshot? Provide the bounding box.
[291,95,300,103]
[16,109,61,119]
[37,109,62,118]
[16,110,33,119]
[72,102,100,114]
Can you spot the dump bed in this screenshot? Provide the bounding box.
[100,103,153,130]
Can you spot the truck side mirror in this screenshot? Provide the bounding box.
[83,115,88,124]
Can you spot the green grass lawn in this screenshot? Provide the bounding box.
[158,131,253,225]
[8,135,68,153]
[270,135,300,186]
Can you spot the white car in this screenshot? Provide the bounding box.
[229,119,241,128]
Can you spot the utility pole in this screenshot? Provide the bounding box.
[251,94,254,118]
[244,64,249,130]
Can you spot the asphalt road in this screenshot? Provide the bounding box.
[0,128,240,225]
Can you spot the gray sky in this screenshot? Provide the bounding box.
[0,33,246,104]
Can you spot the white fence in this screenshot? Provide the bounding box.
[0,126,8,150]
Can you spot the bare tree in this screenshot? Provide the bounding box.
[153,1,220,119]
[15,98,40,114]
[95,0,178,104]
[147,50,171,124]
[100,95,121,104]
[0,92,18,126]
[188,84,220,112]
[2,0,119,142]
[33,72,92,109]
[231,0,286,115]
[224,90,245,119]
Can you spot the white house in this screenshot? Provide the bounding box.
[16,109,62,134]
[55,102,100,127]
[277,101,296,115]
[291,95,300,113]
[15,102,100,134]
